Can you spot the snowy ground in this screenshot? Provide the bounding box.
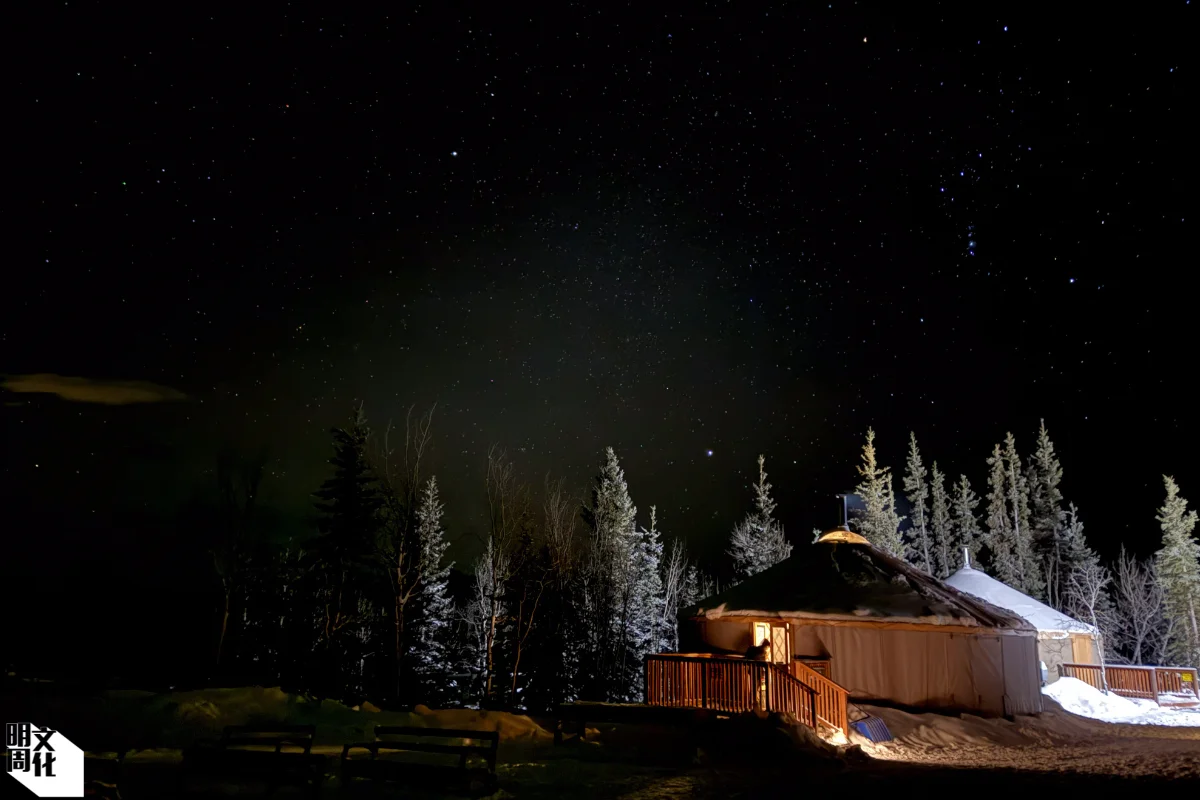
[7,683,1199,796]
[856,678,1200,781]
[1044,676,1200,726]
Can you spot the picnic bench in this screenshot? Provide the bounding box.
[340,725,498,795]
[181,725,324,796]
[84,747,128,799]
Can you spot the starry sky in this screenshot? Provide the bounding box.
[5,3,1196,587]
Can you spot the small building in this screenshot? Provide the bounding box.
[674,529,1043,717]
[944,556,1100,683]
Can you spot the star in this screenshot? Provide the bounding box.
[706,450,714,457]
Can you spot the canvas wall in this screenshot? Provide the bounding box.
[688,619,1041,715]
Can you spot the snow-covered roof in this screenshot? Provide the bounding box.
[944,565,1096,636]
[683,538,1034,632]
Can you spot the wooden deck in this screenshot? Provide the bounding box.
[1061,663,1200,707]
[645,653,849,734]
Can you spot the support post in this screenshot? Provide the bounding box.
[701,661,708,709]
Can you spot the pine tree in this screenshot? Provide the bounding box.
[929,463,953,578]
[1003,432,1045,599]
[951,474,982,571]
[1155,476,1200,668]
[985,443,1019,585]
[313,405,383,570]
[1029,420,1067,597]
[728,454,792,579]
[409,476,454,703]
[311,405,383,695]
[680,565,701,608]
[631,506,667,669]
[852,429,905,557]
[582,447,643,701]
[903,433,933,574]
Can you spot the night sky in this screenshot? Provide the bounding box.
[6,3,1196,593]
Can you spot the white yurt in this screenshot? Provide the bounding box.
[945,552,1100,682]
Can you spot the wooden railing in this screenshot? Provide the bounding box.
[645,654,817,729]
[791,659,849,734]
[1061,663,1200,706]
[795,658,832,678]
[1155,667,1200,704]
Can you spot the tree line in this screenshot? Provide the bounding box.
[209,410,1200,712]
[208,406,721,710]
[826,423,1200,671]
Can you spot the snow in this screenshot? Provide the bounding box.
[17,683,1200,789]
[66,686,551,751]
[945,565,1095,634]
[855,699,1200,779]
[1043,677,1200,727]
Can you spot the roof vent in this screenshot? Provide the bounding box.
[817,526,870,545]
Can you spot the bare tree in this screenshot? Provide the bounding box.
[212,449,266,668]
[543,474,578,572]
[661,531,689,652]
[507,536,547,704]
[374,404,436,699]
[479,446,530,700]
[1067,561,1113,692]
[1112,546,1171,665]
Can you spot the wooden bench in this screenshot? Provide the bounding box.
[84,747,128,799]
[340,725,498,795]
[181,725,323,796]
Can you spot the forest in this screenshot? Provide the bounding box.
[209,408,1200,712]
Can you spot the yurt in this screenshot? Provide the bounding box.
[678,529,1044,716]
[945,555,1100,682]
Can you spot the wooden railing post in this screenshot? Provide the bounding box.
[1149,667,1159,705]
[701,661,708,709]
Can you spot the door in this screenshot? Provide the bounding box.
[770,625,790,665]
[751,622,789,663]
[1071,634,1098,664]
[753,622,772,655]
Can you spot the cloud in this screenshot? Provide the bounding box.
[0,373,188,405]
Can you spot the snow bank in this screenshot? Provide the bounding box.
[1044,677,1200,727]
[89,686,551,748]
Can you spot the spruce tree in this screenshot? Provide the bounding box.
[409,476,454,703]
[903,433,933,573]
[1003,432,1045,599]
[1029,420,1066,595]
[951,474,982,571]
[631,506,667,669]
[680,565,701,608]
[985,443,1020,586]
[311,405,383,696]
[728,454,792,579]
[1155,476,1200,668]
[582,447,642,700]
[851,428,906,557]
[929,463,953,578]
